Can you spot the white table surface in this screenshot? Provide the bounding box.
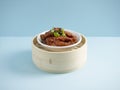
[0,37,120,90]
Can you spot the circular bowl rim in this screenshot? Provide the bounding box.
[37,29,82,49]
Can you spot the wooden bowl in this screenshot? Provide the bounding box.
[32,34,87,73]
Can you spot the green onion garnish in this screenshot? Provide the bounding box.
[50,27,66,37]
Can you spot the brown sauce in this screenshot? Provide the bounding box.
[40,28,77,46]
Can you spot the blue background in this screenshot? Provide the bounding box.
[0,0,120,89]
[0,0,120,36]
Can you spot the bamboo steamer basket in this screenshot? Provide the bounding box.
[32,34,87,73]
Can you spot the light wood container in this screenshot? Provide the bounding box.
[32,34,87,73]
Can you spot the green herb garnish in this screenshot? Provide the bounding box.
[54,32,60,37]
[50,27,66,37]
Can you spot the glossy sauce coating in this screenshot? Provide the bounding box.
[40,30,77,46]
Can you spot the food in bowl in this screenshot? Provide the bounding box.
[40,27,78,46]
[37,27,82,51]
